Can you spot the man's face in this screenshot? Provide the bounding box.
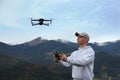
[77,36,87,45]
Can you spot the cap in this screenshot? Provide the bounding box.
[75,32,89,41]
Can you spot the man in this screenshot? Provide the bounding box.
[53,32,95,80]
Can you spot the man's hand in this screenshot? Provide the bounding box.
[53,55,59,62]
[60,53,67,61]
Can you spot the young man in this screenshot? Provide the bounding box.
[53,32,95,80]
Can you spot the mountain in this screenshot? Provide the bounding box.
[0,37,120,79]
[0,37,120,64]
[100,40,120,54]
[0,53,71,80]
[94,52,120,77]
[25,37,48,46]
[0,38,79,64]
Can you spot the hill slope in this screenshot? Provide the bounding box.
[0,53,71,80]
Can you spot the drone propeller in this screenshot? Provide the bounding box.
[28,18,34,26]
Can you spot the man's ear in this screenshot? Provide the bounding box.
[85,38,89,43]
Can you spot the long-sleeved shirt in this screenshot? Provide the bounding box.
[60,46,95,80]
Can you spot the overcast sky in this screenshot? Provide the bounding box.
[0,0,120,44]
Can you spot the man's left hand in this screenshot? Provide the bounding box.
[60,53,67,61]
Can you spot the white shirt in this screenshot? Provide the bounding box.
[60,46,95,80]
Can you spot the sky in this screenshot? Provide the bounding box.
[0,0,120,44]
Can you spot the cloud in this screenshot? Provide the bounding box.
[91,34,120,43]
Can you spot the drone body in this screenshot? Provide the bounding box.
[30,18,52,26]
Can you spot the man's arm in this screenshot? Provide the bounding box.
[59,60,71,67]
[67,49,95,66]
[53,55,71,67]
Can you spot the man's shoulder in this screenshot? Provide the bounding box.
[85,46,95,54]
[86,46,94,50]
[72,50,78,54]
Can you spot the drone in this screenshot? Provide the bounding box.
[30,18,52,26]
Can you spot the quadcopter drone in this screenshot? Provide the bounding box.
[30,18,52,26]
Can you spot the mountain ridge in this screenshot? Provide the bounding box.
[0,37,120,55]
[0,37,120,65]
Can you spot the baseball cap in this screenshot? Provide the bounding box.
[75,32,89,41]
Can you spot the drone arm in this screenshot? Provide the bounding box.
[44,20,52,24]
[32,19,39,21]
[43,23,49,26]
[44,20,50,21]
